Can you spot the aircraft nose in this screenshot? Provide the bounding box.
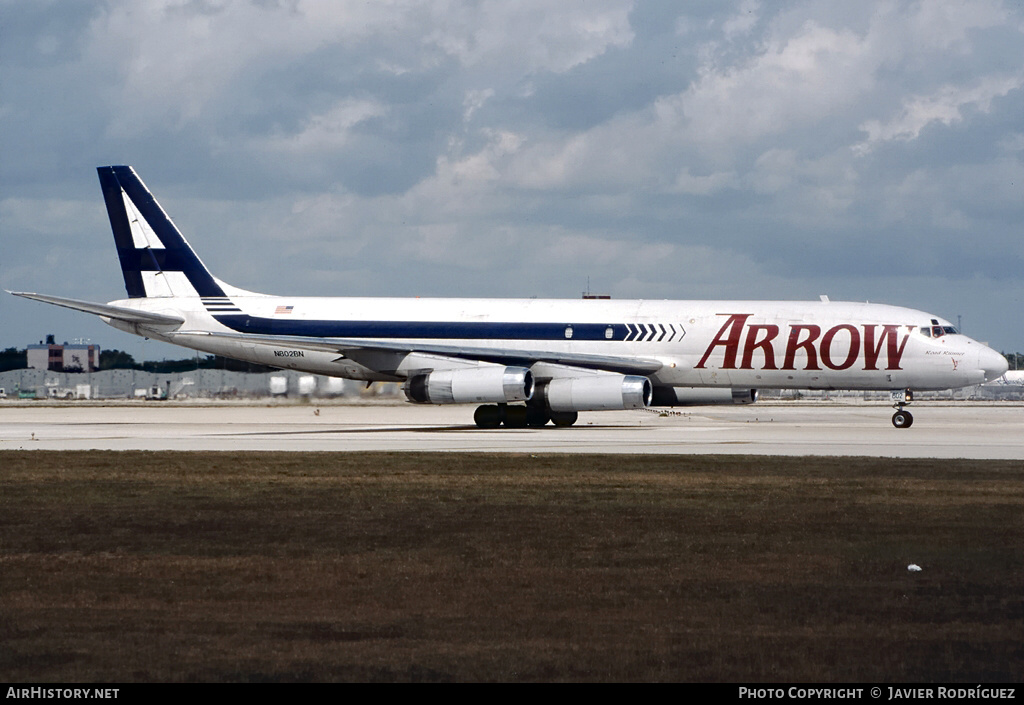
[978,345,1009,383]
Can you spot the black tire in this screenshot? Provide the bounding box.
[503,405,529,428]
[474,405,503,429]
[526,407,550,427]
[549,411,579,427]
[892,410,914,428]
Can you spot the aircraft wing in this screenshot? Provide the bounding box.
[173,330,664,376]
[8,292,185,326]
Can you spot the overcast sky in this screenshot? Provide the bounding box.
[2,0,1023,360]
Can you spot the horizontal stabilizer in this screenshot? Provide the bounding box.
[8,291,185,326]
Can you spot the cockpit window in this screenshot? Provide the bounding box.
[920,325,959,338]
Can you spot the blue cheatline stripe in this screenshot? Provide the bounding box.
[212,315,632,342]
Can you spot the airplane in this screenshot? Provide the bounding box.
[10,166,1009,429]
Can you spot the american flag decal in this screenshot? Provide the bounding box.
[275,305,294,315]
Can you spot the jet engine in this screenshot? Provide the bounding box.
[651,387,758,406]
[543,374,652,412]
[404,366,534,404]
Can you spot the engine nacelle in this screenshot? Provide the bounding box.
[651,387,758,406]
[544,375,652,412]
[404,366,534,405]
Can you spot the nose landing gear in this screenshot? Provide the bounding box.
[890,390,914,429]
[891,409,913,428]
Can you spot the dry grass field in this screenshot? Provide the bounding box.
[1,451,1022,682]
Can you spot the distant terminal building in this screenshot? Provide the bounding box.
[27,335,100,373]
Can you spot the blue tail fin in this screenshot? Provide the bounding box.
[97,165,227,299]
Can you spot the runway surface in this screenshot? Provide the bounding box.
[1,400,1020,457]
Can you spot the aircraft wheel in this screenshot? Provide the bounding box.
[891,410,914,429]
[549,411,579,427]
[503,405,529,428]
[526,407,550,427]
[474,405,503,429]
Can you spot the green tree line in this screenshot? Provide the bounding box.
[1004,352,1024,372]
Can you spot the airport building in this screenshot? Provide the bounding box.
[26,337,100,373]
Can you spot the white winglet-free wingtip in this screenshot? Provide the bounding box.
[9,291,185,326]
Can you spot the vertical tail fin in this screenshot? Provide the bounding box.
[97,165,227,299]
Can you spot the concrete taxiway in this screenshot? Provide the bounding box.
[0,400,1020,458]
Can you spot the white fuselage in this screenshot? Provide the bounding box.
[105,294,1005,392]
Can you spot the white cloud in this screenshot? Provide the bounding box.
[671,169,738,195]
[89,0,634,136]
[454,17,876,192]
[260,99,389,154]
[675,20,873,149]
[722,0,761,40]
[462,88,495,122]
[907,0,1008,51]
[856,74,1024,153]
[422,0,634,74]
[442,130,524,184]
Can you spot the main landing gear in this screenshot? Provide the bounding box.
[473,403,578,428]
[890,390,914,429]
